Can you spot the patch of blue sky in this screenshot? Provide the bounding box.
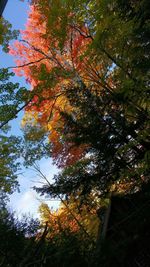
[9,158,59,218]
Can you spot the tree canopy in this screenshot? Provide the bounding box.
[0,0,150,266]
[10,0,150,197]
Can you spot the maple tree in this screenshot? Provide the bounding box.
[39,194,99,241]
[9,2,114,167]
[9,2,149,173]
[10,0,149,162]
[38,195,99,266]
[9,0,150,198]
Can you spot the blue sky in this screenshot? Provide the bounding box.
[1,0,59,217]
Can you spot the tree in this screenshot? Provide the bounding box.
[0,19,31,200]
[39,194,99,241]
[0,207,39,267]
[1,1,150,265]
[38,196,99,267]
[0,17,18,52]
[9,2,101,166]
[0,68,32,199]
[11,0,150,197]
[35,82,149,201]
[10,0,150,165]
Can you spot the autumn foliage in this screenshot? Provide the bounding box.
[39,196,99,240]
[10,4,95,167]
[10,2,118,169]
[10,0,150,186]
[1,0,150,266]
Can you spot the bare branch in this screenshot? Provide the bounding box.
[70,24,94,40]
[8,57,46,70]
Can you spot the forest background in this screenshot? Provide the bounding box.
[0,0,149,266]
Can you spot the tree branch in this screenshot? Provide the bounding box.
[8,57,46,70]
[0,98,32,129]
[33,165,95,244]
